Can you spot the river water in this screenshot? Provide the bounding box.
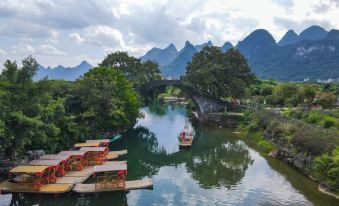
[1,103,338,206]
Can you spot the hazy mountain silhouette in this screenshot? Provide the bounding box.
[35,60,93,81]
[278,30,300,46]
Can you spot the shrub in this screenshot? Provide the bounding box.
[322,116,336,129]
[291,125,337,155]
[314,146,339,192]
[255,110,338,155]
[315,92,337,108]
[266,95,284,106]
[305,112,322,124]
[251,131,264,142]
[258,140,274,152]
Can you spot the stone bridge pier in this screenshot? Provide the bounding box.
[142,80,230,123]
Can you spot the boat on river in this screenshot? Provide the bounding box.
[178,127,194,148]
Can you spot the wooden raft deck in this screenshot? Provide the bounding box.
[107,150,128,160]
[73,178,153,193]
[179,142,192,147]
[0,181,73,194]
[0,161,127,194]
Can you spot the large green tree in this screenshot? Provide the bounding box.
[0,56,60,158]
[99,51,162,90]
[74,67,141,134]
[185,47,255,99]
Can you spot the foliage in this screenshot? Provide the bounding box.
[0,57,142,159]
[157,86,183,100]
[185,47,255,98]
[0,56,61,158]
[74,67,140,134]
[286,109,339,130]
[314,92,337,108]
[243,109,338,155]
[314,146,339,192]
[99,51,162,90]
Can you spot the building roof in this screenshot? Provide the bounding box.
[74,142,100,147]
[58,151,87,156]
[79,147,108,152]
[28,159,64,166]
[10,166,49,174]
[93,164,127,173]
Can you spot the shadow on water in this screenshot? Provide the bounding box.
[7,192,128,206]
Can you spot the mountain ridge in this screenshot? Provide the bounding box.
[35,60,93,81]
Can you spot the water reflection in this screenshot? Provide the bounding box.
[3,103,338,206]
[147,101,169,116]
[119,124,252,190]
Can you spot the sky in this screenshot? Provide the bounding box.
[0,0,338,69]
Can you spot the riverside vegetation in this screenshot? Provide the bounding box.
[0,52,161,160]
[238,80,339,194]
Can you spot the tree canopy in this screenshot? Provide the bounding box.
[185,47,255,99]
[74,67,140,133]
[0,56,141,159]
[99,51,162,90]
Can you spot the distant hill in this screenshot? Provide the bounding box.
[299,25,328,41]
[162,41,197,78]
[278,30,300,46]
[237,28,339,81]
[236,29,276,60]
[34,60,93,81]
[140,43,178,66]
[195,40,213,51]
[140,25,339,81]
[221,42,233,52]
[142,40,233,78]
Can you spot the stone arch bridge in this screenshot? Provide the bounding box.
[142,80,230,122]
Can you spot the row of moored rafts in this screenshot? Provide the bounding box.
[0,138,152,194]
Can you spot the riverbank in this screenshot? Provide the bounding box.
[236,109,339,199]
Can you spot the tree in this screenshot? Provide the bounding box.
[74,67,140,134]
[301,84,317,103]
[314,146,339,191]
[1,60,18,82]
[185,47,255,99]
[315,92,337,108]
[0,56,60,158]
[99,51,161,90]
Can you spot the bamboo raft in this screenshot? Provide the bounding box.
[178,142,193,148]
[73,178,153,193]
[0,181,73,194]
[0,137,152,194]
[106,150,128,160]
[0,160,134,194]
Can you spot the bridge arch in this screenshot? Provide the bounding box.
[142,80,229,122]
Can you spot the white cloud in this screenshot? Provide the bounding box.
[84,26,125,47]
[0,49,5,55]
[69,33,85,43]
[1,0,339,67]
[36,44,66,56]
[10,43,65,56]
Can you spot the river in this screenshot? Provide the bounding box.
[1,103,337,206]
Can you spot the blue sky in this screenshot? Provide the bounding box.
[0,0,338,69]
